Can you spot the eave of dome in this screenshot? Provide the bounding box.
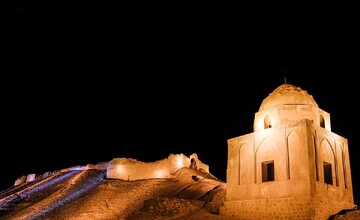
[259,83,318,111]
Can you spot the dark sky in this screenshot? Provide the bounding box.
[2,3,359,204]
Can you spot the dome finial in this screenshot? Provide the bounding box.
[284,68,287,84]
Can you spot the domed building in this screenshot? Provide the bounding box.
[220,83,354,219]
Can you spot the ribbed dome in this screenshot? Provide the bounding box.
[259,83,318,111]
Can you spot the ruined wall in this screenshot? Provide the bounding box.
[14,161,109,186]
[106,153,209,181]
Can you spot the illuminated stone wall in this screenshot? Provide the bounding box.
[220,197,353,219]
[221,84,354,220]
[59,162,109,172]
[13,153,209,186]
[106,153,209,181]
[14,175,27,186]
[14,173,37,185]
[14,162,109,186]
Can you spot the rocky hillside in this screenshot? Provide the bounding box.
[0,167,226,219]
[0,166,359,219]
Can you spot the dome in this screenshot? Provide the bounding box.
[259,83,318,111]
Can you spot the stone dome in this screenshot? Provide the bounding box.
[259,83,318,111]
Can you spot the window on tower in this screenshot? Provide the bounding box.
[264,115,272,129]
[262,160,275,182]
[323,161,333,185]
[320,115,325,128]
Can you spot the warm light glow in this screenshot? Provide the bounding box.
[175,156,184,169]
[107,153,209,181]
[117,165,124,174]
[154,169,166,178]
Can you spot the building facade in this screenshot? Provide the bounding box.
[220,83,354,219]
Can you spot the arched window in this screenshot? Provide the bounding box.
[264,115,272,129]
[320,115,325,128]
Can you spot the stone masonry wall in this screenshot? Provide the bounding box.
[312,197,354,220]
[220,197,355,220]
[220,197,313,220]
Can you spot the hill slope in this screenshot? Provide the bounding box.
[1,166,359,220]
[0,167,226,219]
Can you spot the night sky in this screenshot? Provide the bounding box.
[2,3,359,204]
